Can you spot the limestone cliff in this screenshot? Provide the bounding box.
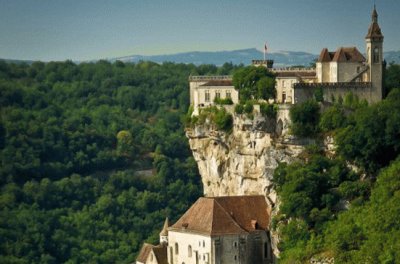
[186,109,306,207]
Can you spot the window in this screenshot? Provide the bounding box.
[175,243,179,255]
[203,240,205,247]
[226,90,231,99]
[188,245,192,257]
[169,247,173,264]
[205,90,210,102]
[282,92,286,103]
[234,255,237,261]
[215,90,221,100]
[150,253,153,261]
[373,47,380,63]
[264,242,270,259]
[233,241,238,248]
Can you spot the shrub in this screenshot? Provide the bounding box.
[289,100,320,137]
[260,103,277,119]
[244,102,253,114]
[234,104,244,114]
[214,108,233,132]
[214,97,233,105]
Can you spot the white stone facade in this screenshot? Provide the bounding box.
[189,76,239,116]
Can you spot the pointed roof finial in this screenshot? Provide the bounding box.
[372,3,378,23]
[160,217,169,236]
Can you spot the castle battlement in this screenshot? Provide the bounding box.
[189,75,232,81]
[294,82,372,89]
[272,67,316,72]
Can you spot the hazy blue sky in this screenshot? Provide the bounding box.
[1,0,399,61]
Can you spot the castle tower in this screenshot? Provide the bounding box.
[365,5,384,102]
[159,217,169,245]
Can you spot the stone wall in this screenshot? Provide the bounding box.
[294,82,374,103]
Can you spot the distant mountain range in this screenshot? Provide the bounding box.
[113,48,317,67]
[113,48,400,67]
[2,48,400,66]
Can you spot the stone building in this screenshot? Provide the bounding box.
[167,195,273,264]
[189,6,384,109]
[136,218,169,264]
[189,76,239,116]
[273,68,316,104]
[294,6,384,104]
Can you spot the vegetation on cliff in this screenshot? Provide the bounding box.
[0,60,239,263]
[274,83,400,263]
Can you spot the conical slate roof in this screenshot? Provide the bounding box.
[366,6,383,39]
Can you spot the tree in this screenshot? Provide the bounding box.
[289,100,320,137]
[232,66,275,101]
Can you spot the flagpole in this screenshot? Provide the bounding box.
[264,43,266,61]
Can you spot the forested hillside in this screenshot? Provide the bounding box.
[273,64,400,263]
[0,60,239,263]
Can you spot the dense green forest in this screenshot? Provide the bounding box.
[0,59,240,263]
[1,58,400,263]
[274,63,400,263]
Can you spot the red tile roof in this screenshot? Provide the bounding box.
[170,195,270,236]
[136,243,168,264]
[136,243,153,263]
[318,47,365,63]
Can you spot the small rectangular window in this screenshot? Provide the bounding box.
[215,91,221,100]
[205,90,210,102]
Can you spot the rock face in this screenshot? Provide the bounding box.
[186,111,304,207]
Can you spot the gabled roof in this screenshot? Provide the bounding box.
[136,243,168,264]
[170,195,270,236]
[318,48,335,62]
[136,243,153,263]
[318,47,365,63]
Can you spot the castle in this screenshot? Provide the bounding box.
[135,6,384,264]
[189,5,384,116]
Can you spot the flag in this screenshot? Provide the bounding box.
[264,43,268,52]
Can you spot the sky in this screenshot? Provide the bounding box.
[1,0,399,61]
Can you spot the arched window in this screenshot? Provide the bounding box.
[188,245,192,257]
[175,243,179,255]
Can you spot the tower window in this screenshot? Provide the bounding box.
[373,47,379,63]
[226,90,231,99]
[175,243,179,255]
